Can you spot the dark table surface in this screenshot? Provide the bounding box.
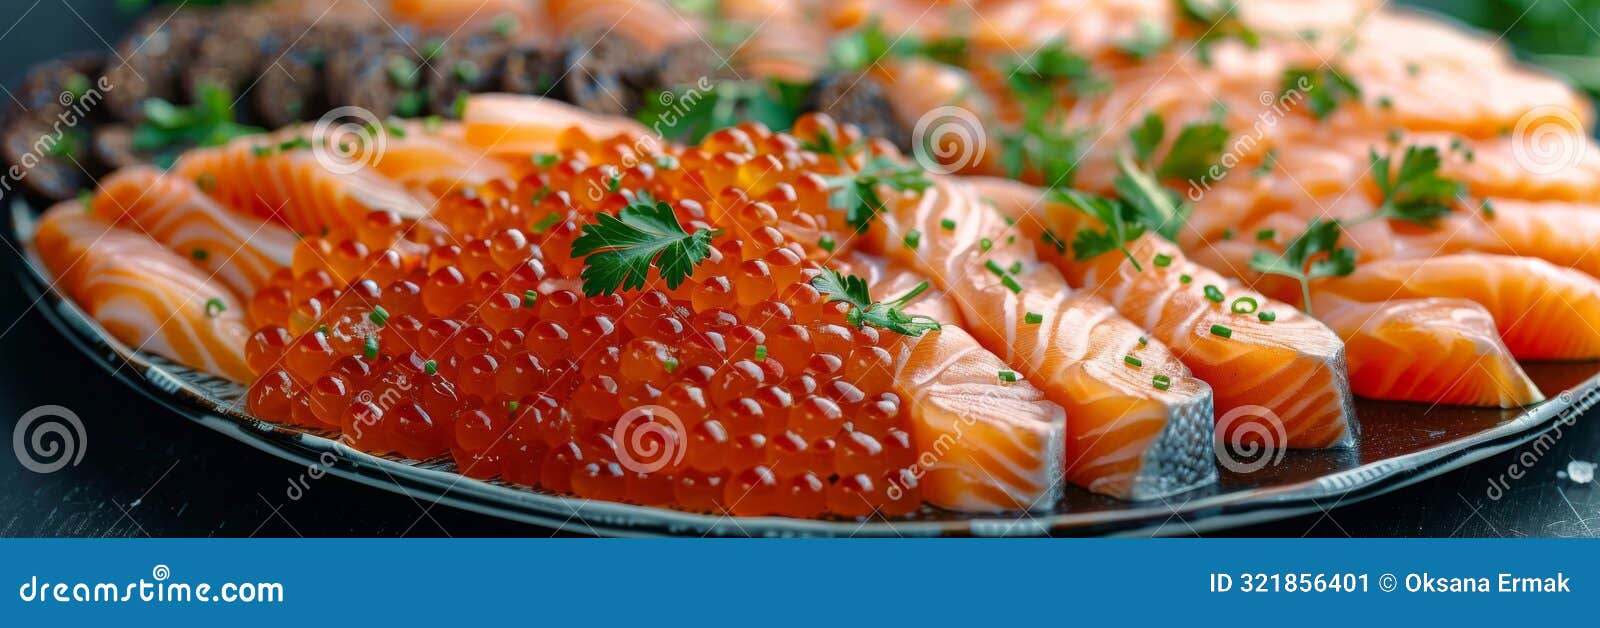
[2,1,1598,538]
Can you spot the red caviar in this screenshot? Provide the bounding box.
[243,115,922,518]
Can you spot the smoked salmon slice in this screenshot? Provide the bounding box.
[33,203,253,383]
[90,166,296,298]
[1318,254,1600,360]
[836,252,1068,512]
[172,133,430,237]
[1394,199,1600,280]
[1313,294,1542,408]
[364,120,514,193]
[972,177,1358,449]
[860,175,1216,499]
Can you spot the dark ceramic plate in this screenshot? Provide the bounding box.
[11,200,1600,536]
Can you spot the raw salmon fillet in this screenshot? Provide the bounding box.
[1314,294,1542,408]
[34,203,253,382]
[837,252,1068,512]
[90,166,296,298]
[861,174,1216,499]
[1319,254,1600,360]
[974,178,1357,448]
[173,135,430,237]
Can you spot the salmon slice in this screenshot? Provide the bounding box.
[366,120,513,192]
[835,251,1068,511]
[973,177,1358,449]
[1319,254,1600,360]
[863,176,1216,499]
[33,203,253,383]
[90,166,296,298]
[1315,294,1542,408]
[172,135,430,237]
[461,94,652,159]
[1394,199,1600,279]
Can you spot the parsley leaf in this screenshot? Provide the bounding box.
[570,191,715,296]
[1283,66,1362,120]
[1177,0,1261,65]
[1248,218,1356,314]
[994,40,1102,186]
[811,268,941,337]
[1051,188,1146,270]
[829,19,970,71]
[1129,113,1165,165]
[637,78,808,143]
[1368,145,1463,227]
[1156,118,1230,180]
[1118,21,1173,59]
[1113,152,1192,241]
[807,132,932,232]
[133,82,264,166]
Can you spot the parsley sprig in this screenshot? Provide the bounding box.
[1128,112,1231,182]
[1177,0,1261,65]
[829,19,969,71]
[997,40,1103,185]
[806,131,932,232]
[133,82,264,168]
[1366,145,1463,227]
[570,191,716,296]
[1247,218,1356,314]
[811,268,941,337]
[637,78,809,144]
[1283,66,1362,120]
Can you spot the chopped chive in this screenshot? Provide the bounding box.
[1230,297,1259,314]
[940,218,957,230]
[532,153,560,168]
[530,186,552,205]
[1006,234,1016,244]
[819,234,836,252]
[1153,253,1173,268]
[1209,324,1233,339]
[251,145,274,157]
[368,305,390,327]
[204,298,226,317]
[191,248,208,261]
[1000,275,1023,294]
[979,238,993,252]
[655,154,679,170]
[530,212,561,233]
[363,336,380,359]
[422,115,443,132]
[1179,274,1193,284]
[1204,285,1225,303]
[522,290,538,308]
[195,173,218,193]
[1254,229,1276,241]
[1024,311,1043,325]
[507,400,520,412]
[1481,200,1496,219]
[903,229,922,249]
[1221,228,1235,240]
[1138,336,1148,347]
[985,260,1007,277]
[1003,216,1017,226]
[1124,355,1143,368]
[1258,311,1277,323]
[754,345,768,361]
[998,370,1018,383]
[663,357,680,373]
[1008,261,1023,275]
[1152,374,1171,391]
[424,360,438,375]
[317,324,329,336]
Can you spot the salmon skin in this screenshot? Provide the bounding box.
[972,178,1358,449]
[856,173,1216,500]
[838,252,1068,512]
[33,202,253,383]
[90,166,296,299]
